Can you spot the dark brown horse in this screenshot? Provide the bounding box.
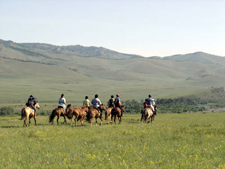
[21,102,40,127]
[111,106,124,124]
[66,105,88,126]
[86,104,106,126]
[49,106,67,125]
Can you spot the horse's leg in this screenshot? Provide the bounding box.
[70,118,73,126]
[57,115,59,125]
[74,116,77,126]
[63,115,67,123]
[34,116,37,126]
[90,118,93,126]
[107,115,110,124]
[23,116,27,127]
[119,116,122,124]
[80,117,82,126]
[111,115,113,123]
[114,115,117,124]
[29,117,31,126]
[100,117,102,126]
[95,118,98,126]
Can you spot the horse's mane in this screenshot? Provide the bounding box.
[67,104,72,108]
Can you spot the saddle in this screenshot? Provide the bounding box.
[94,107,101,113]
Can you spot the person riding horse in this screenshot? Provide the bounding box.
[108,95,115,108]
[114,94,123,116]
[26,95,37,118]
[91,94,102,116]
[145,94,157,115]
[83,96,91,108]
[58,94,66,110]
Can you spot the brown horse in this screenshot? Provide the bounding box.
[105,107,113,124]
[66,105,88,126]
[111,106,125,124]
[141,106,157,122]
[49,106,67,125]
[86,104,106,126]
[21,102,40,127]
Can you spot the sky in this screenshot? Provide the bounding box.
[0,0,225,57]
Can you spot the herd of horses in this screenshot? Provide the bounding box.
[21,102,157,127]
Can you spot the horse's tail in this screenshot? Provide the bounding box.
[21,108,25,120]
[86,110,92,121]
[111,108,118,116]
[49,109,57,123]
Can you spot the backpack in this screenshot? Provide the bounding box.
[114,98,119,106]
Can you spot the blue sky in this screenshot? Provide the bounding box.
[0,0,224,57]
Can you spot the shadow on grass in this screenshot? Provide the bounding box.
[1,126,20,128]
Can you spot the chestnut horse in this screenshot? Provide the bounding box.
[111,106,124,124]
[21,102,40,127]
[66,105,88,126]
[105,107,113,124]
[86,104,106,126]
[49,106,67,125]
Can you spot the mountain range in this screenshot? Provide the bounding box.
[0,39,225,103]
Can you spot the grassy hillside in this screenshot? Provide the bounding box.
[1,39,225,104]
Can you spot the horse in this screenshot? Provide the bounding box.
[21,102,40,127]
[86,104,106,126]
[66,105,88,126]
[141,105,157,122]
[105,107,113,124]
[49,106,67,125]
[111,106,125,124]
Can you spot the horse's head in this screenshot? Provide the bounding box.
[99,104,107,112]
[81,106,89,113]
[154,106,157,115]
[35,102,40,109]
[121,105,125,112]
[66,104,72,112]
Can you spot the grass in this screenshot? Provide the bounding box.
[0,113,225,168]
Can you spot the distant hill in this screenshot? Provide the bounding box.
[163,52,225,65]
[0,39,143,60]
[0,39,225,103]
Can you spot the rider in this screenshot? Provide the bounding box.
[91,94,102,113]
[26,95,37,118]
[115,94,123,116]
[108,95,114,108]
[58,94,66,110]
[145,94,155,112]
[83,96,91,108]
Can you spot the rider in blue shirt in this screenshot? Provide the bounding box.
[115,94,123,116]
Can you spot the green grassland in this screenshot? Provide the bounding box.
[0,113,225,169]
